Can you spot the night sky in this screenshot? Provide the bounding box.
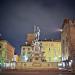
[0,0,75,54]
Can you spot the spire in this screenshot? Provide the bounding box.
[37,26,40,40]
[44,32,47,40]
[34,25,36,33]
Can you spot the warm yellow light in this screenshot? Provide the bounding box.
[41,41,61,62]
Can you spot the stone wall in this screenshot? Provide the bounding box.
[15,62,58,69]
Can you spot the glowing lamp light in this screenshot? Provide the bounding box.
[62,62,65,67]
[70,60,73,63]
[23,55,28,62]
[58,63,62,66]
[57,29,63,32]
[69,60,73,67]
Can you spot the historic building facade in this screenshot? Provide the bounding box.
[18,26,61,69]
[13,55,20,62]
[40,40,61,62]
[21,44,32,62]
[61,18,75,70]
[0,39,15,67]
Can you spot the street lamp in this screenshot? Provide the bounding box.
[56,28,63,32]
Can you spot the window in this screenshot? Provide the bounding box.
[28,48,30,50]
[49,48,50,51]
[35,57,38,60]
[0,43,2,49]
[28,52,31,54]
[0,50,1,54]
[40,43,42,46]
[59,57,62,61]
[0,46,1,48]
[66,37,68,42]
[63,40,64,44]
[30,59,32,62]
[23,48,25,50]
[24,63,26,66]
[35,54,39,56]
[23,52,25,55]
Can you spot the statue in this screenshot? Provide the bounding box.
[34,25,40,41]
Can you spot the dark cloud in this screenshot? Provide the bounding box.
[0,0,75,54]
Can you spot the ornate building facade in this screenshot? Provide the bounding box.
[40,40,61,62]
[61,18,75,70]
[19,26,61,69]
[0,39,15,67]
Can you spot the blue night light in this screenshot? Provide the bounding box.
[23,55,28,62]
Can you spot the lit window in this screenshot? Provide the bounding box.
[24,55,28,62]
